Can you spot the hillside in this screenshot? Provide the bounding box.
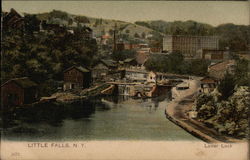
[135,20,250,51]
[26,10,249,51]
[135,20,215,35]
[32,10,161,39]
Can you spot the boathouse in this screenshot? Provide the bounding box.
[63,66,91,91]
[1,77,38,107]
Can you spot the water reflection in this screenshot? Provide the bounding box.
[2,93,198,141]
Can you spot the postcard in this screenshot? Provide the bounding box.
[1,1,249,160]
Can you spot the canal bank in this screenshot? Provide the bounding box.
[165,79,243,143]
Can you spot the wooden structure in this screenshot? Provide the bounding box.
[63,66,91,91]
[200,77,218,93]
[106,82,172,97]
[92,60,117,82]
[201,49,225,61]
[2,8,25,31]
[1,77,38,107]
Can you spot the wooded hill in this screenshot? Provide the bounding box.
[32,10,162,40]
[135,20,250,51]
[28,10,249,51]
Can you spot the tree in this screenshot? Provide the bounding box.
[141,32,146,39]
[134,32,140,38]
[189,59,209,76]
[24,15,41,34]
[49,10,69,20]
[218,72,236,100]
[109,29,114,36]
[2,20,98,96]
[74,16,90,23]
[234,59,250,86]
[112,50,136,61]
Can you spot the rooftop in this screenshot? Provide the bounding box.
[64,65,90,73]
[209,60,235,72]
[1,77,37,89]
[100,59,117,68]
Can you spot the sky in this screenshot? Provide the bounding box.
[2,1,249,26]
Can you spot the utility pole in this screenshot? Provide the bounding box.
[113,23,117,54]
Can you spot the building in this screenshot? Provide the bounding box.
[1,77,38,107]
[163,35,219,58]
[150,47,162,53]
[123,58,137,66]
[81,26,93,40]
[119,58,137,68]
[92,60,118,82]
[208,60,236,80]
[101,34,112,45]
[123,69,148,82]
[116,41,125,51]
[2,8,25,31]
[73,26,93,40]
[63,66,91,91]
[147,71,157,83]
[136,48,151,66]
[200,77,218,93]
[199,49,229,61]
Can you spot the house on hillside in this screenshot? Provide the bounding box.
[63,66,91,91]
[41,20,67,35]
[208,60,236,80]
[92,60,118,82]
[101,34,112,45]
[200,77,218,93]
[2,8,25,31]
[81,26,93,40]
[114,40,125,52]
[1,77,38,107]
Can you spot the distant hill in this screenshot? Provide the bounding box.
[25,9,249,51]
[31,10,162,39]
[135,20,215,35]
[135,20,250,51]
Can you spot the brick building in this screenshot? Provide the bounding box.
[1,77,38,107]
[63,66,91,91]
[163,35,219,58]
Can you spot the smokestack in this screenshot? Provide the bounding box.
[113,23,117,54]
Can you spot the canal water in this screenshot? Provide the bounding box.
[2,95,198,141]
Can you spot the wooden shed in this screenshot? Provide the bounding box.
[63,66,91,91]
[1,77,38,107]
